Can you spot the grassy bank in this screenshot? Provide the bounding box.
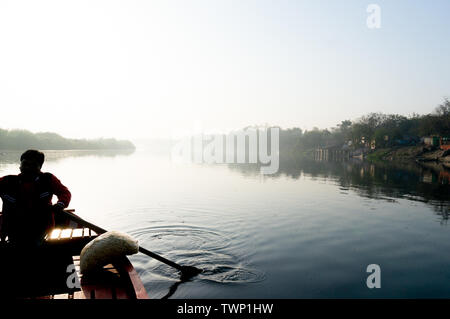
[365,148,392,162]
[365,145,448,163]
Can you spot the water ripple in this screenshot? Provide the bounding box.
[128,223,265,289]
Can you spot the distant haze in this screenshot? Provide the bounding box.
[0,0,449,139]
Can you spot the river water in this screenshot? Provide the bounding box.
[1,149,449,298]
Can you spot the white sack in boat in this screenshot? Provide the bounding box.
[80,231,139,274]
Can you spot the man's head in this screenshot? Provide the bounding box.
[20,150,45,176]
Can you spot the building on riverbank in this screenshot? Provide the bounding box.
[423,136,440,147]
[421,136,450,150]
[439,137,450,150]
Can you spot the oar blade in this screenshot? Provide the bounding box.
[180,265,202,280]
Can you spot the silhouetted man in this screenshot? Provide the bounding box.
[0,150,71,248]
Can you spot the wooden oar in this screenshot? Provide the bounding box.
[59,209,202,279]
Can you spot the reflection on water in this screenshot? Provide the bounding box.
[0,149,134,167]
[228,158,450,222]
[1,149,450,298]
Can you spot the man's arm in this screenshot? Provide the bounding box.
[0,175,5,194]
[0,211,4,241]
[50,174,71,210]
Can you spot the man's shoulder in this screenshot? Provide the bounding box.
[40,172,54,177]
[0,174,19,181]
[40,172,64,184]
[0,175,19,188]
[39,172,57,181]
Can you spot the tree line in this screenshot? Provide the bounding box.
[277,98,450,154]
[0,129,135,150]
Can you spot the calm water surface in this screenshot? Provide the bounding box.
[1,149,449,298]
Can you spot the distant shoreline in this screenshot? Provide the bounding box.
[0,128,135,151]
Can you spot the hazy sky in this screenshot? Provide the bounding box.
[0,0,449,139]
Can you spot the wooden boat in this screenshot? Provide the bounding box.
[0,210,149,299]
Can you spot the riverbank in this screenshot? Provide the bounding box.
[366,145,450,165]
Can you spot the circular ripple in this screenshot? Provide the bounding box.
[199,265,266,284]
[128,223,266,285]
[129,224,232,253]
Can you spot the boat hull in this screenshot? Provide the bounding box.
[0,212,149,299]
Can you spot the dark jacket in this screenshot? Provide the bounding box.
[0,172,71,245]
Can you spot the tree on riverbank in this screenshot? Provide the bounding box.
[275,97,450,153]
